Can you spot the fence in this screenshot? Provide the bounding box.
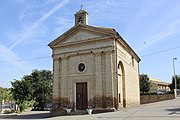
[140,94,175,104]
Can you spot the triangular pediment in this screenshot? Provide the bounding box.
[61,30,107,44]
[48,24,141,62]
[48,24,117,47]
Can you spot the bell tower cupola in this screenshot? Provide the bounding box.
[75,5,88,25]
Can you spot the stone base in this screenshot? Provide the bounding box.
[50,107,67,117]
[50,107,116,116]
[94,96,116,108]
[92,108,116,114]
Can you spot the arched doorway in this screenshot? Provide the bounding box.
[118,61,126,107]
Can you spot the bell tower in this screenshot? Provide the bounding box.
[75,6,88,25]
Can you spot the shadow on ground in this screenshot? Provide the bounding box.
[0,112,52,119]
[166,108,180,115]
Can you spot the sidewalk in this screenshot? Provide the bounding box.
[48,97,180,120]
[0,97,180,120]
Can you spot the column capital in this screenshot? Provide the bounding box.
[52,54,69,60]
[60,54,68,59]
[92,50,103,56]
[52,54,60,60]
[104,47,115,54]
[105,47,115,54]
[105,50,113,55]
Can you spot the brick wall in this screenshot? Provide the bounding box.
[140,94,175,104]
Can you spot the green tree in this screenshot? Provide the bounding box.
[23,69,52,110]
[0,87,12,105]
[10,69,52,111]
[11,79,33,112]
[139,74,151,94]
[169,75,180,90]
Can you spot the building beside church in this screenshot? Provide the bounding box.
[149,78,170,94]
[48,9,141,113]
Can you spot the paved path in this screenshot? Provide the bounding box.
[1,97,180,120]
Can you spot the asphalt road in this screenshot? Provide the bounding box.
[0,97,180,120]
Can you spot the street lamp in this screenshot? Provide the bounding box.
[173,58,177,97]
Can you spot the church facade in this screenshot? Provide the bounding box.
[48,9,141,112]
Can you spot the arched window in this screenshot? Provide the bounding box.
[78,17,83,23]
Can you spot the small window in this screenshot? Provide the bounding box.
[132,56,134,66]
[78,63,85,72]
[76,62,86,73]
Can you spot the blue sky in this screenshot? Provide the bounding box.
[0,0,180,88]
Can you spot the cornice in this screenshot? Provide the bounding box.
[52,46,114,60]
[52,36,114,48]
[48,24,117,47]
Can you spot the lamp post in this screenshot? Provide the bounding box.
[173,58,177,97]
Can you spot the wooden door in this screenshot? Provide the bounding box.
[76,83,87,110]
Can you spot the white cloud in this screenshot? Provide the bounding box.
[0,44,31,70]
[86,0,113,16]
[8,0,69,51]
[54,16,73,36]
[136,21,180,52]
[123,1,180,52]
[0,0,70,74]
[5,24,47,47]
[136,30,175,52]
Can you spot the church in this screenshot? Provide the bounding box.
[48,8,141,113]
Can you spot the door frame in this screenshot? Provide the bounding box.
[74,82,89,110]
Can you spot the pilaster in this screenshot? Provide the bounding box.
[52,58,60,108]
[94,51,103,107]
[105,51,114,108]
[60,55,68,97]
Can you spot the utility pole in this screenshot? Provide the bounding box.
[173,58,177,97]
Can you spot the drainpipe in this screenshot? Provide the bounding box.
[138,60,140,104]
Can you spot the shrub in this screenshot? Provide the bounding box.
[166,91,174,94]
[3,109,14,114]
[140,92,157,95]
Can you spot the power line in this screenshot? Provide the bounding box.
[0,56,51,63]
[0,45,180,63]
[140,45,180,57]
